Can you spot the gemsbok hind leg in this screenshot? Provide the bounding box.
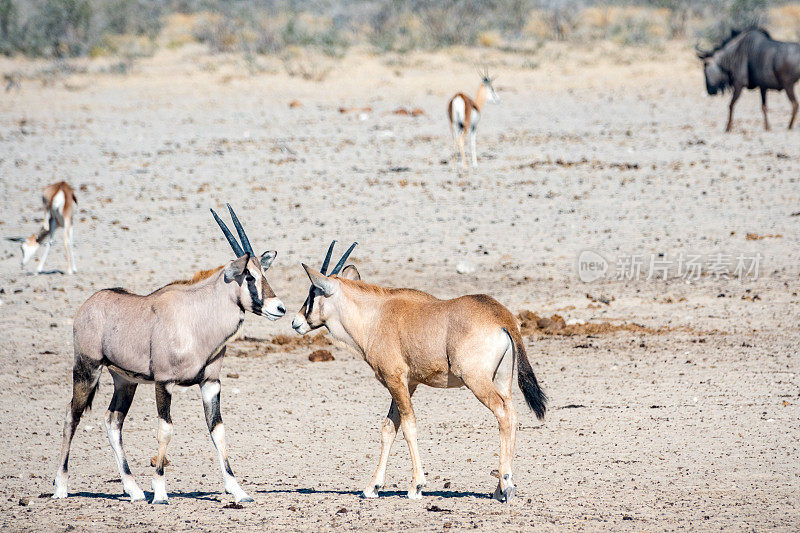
[151,383,173,504]
[385,378,426,499]
[362,384,417,498]
[53,359,102,498]
[461,340,518,502]
[105,374,144,501]
[200,380,253,503]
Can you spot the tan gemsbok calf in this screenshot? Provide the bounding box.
[292,242,547,502]
[53,205,285,504]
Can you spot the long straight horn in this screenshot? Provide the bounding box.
[329,242,357,276]
[320,240,336,275]
[226,203,254,255]
[211,208,244,257]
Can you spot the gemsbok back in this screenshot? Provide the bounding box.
[53,205,285,504]
[292,242,547,502]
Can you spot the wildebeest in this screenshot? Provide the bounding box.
[53,205,285,504]
[292,242,547,502]
[697,28,800,131]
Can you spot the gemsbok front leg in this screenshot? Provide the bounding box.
[53,359,102,498]
[362,384,417,498]
[151,383,174,504]
[105,374,144,501]
[200,380,253,503]
[386,378,426,499]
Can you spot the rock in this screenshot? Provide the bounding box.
[309,349,334,362]
[19,497,30,506]
[226,372,239,379]
[456,261,475,274]
[288,100,302,108]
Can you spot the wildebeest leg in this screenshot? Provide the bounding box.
[362,384,417,498]
[785,83,798,129]
[200,380,253,503]
[385,377,426,499]
[462,370,518,503]
[761,87,770,131]
[151,383,173,504]
[105,374,143,501]
[53,358,102,498]
[726,86,742,132]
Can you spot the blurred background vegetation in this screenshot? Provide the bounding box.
[0,0,798,58]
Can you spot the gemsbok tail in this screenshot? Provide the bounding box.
[505,327,547,419]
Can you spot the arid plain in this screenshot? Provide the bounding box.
[0,43,798,530]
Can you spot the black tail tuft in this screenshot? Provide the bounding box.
[506,328,547,419]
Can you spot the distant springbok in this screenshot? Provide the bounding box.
[20,181,78,274]
[292,242,546,502]
[53,205,285,504]
[447,68,500,168]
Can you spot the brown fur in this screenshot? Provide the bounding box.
[294,266,546,502]
[168,266,225,286]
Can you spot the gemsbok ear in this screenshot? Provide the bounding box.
[260,250,277,270]
[224,254,250,282]
[302,263,337,297]
[340,264,361,281]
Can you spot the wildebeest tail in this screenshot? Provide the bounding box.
[505,327,547,419]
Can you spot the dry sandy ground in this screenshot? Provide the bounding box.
[0,42,798,531]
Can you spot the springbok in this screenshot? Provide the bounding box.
[53,205,285,504]
[20,181,78,274]
[292,242,547,502]
[447,68,500,169]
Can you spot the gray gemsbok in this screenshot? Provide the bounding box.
[53,205,286,504]
[291,242,547,502]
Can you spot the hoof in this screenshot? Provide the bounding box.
[407,482,425,500]
[128,490,146,502]
[361,484,381,499]
[493,483,516,503]
[52,489,67,499]
[235,494,254,504]
[151,497,168,505]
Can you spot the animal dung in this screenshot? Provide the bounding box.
[308,349,334,362]
[388,107,425,117]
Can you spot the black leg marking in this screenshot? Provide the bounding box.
[121,458,132,476]
[155,383,172,425]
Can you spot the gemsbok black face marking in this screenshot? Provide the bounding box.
[53,204,285,505]
[292,240,357,334]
